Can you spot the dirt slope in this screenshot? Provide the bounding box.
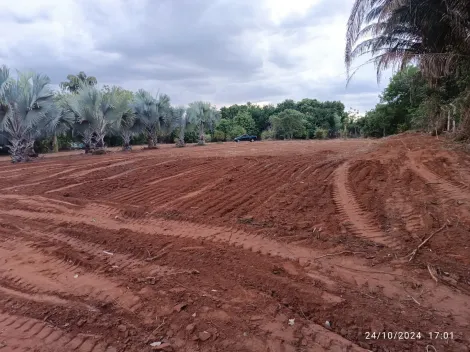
[0,136,469,352]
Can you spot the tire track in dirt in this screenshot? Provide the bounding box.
[333,161,401,249]
[0,162,65,175]
[0,206,320,263]
[151,159,263,208]
[65,159,137,178]
[0,242,142,313]
[0,282,98,311]
[252,159,333,215]
[27,226,191,277]
[0,312,113,352]
[0,195,77,213]
[108,166,204,203]
[1,167,81,191]
[400,203,424,235]
[407,154,470,202]
[104,160,173,180]
[175,161,270,213]
[45,181,88,194]
[114,160,230,205]
[0,166,64,180]
[240,161,316,212]
[2,198,470,331]
[194,162,285,217]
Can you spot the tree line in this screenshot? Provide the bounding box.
[217,99,348,141]
[0,68,352,162]
[346,0,470,140]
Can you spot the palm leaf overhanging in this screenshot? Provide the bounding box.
[345,0,470,82]
[345,0,470,138]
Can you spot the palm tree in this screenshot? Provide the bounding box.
[60,71,97,94]
[345,0,470,82]
[345,0,470,138]
[51,92,78,152]
[132,90,171,148]
[120,112,136,151]
[172,106,188,147]
[0,65,12,149]
[64,84,130,151]
[159,105,184,144]
[186,101,220,145]
[0,67,63,162]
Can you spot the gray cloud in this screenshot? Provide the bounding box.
[1,0,388,113]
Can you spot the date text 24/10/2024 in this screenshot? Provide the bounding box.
[364,332,454,340]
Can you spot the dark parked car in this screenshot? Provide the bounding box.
[234,134,257,142]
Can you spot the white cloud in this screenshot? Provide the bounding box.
[0,0,391,113]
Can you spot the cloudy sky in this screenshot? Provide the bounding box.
[0,0,391,113]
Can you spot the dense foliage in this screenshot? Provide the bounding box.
[0,66,354,161]
[218,99,347,140]
[346,0,470,139]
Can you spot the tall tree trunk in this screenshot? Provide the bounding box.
[447,110,451,132]
[52,133,59,153]
[147,136,154,148]
[199,123,205,144]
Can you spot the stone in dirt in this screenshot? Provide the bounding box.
[76,319,87,327]
[198,331,211,341]
[173,303,187,312]
[151,342,173,351]
[185,323,196,333]
[118,324,127,332]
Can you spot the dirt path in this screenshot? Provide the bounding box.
[333,161,402,249]
[0,136,469,352]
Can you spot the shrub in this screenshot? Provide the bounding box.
[261,129,274,140]
[234,111,257,135]
[184,130,199,143]
[270,109,307,139]
[92,149,107,155]
[228,125,246,139]
[314,128,328,139]
[213,130,226,142]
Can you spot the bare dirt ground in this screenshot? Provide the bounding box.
[0,135,469,352]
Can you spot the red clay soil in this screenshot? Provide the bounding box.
[0,136,469,352]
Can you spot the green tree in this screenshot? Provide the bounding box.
[131,90,171,148]
[187,101,220,145]
[234,111,256,135]
[270,109,307,139]
[345,0,469,82]
[275,99,296,113]
[251,104,273,136]
[0,67,67,162]
[64,84,130,150]
[220,104,245,120]
[60,72,97,93]
[228,125,246,139]
[215,118,234,141]
[345,0,470,138]
[357,66,430,137]
[170,106,187,147]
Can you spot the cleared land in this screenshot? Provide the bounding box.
[0,135,469,352]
